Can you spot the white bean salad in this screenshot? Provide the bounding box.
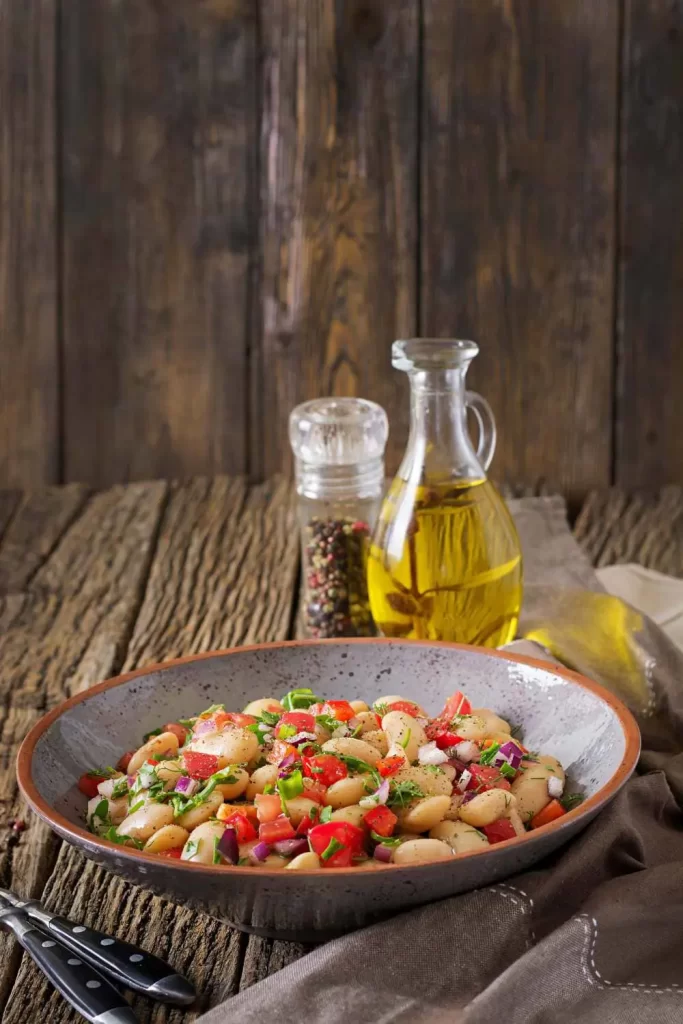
[80,688,582,869]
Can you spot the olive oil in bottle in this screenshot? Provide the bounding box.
[368,478,522,645]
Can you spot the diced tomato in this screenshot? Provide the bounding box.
[376,756,404,778]
[308,821,365,868]
[217,803,259,823]
[162,722,189,745]
[146,758,159,766]
[116,751,135,773]
[266,740,299,765]
[259,816,296,844]
[483,818,517,844]
[182,751,219,780]
[530,800,566,830]
[307,702,325,717]
[277,711,316,736]
[433,731,465,749]
[363,805,398,837]
[254,793,283,822]
[373,712,383,728]
[221,812,257,843]
[322,700,356,722]
[441,691,472,719]
[387,700,420,718]
[303,753,348,787]
[303,780,328,805]
[77,773,106,799]
[160,847,183,859]
[467,764,511,792]
[213,711,258,730]
[296,815,315,835]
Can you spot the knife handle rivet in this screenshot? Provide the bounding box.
[85,980,101,990]
[100,938,115,946]
[129,954,143,963]
[41,940,56,948]
[67,958,82,966]
[72,926,86,933]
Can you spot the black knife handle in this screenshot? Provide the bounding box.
[35,909,194,1006]
[2,910,137,1023]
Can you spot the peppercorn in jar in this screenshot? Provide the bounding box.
[289,398,388,638]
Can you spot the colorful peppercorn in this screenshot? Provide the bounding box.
[303,517,374,638]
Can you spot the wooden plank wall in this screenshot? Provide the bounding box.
[0,0,681,496]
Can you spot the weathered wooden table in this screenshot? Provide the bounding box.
[0,479,681,1023]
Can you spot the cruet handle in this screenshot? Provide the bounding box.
[465,391,497,471]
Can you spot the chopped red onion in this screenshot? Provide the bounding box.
[418,741,449,766]
[348,716,361,730]
[174,775,198,797]
[217,827,239,865]
[457,768,473,792]
[547,775,564,799]
[249,841,271,863]
[278,752,298,773]
[452,741,479,763]
[272,837,309,857]
[359,777,390,809]
[462,791,476,803]
[446,758,467,774]
[373,843,393,863]
[289,731,317,746]
[494,740,523,770]
[126,775,135,788]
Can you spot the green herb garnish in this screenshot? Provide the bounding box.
[212,835,221,864]
[88,799,110,829]
[184,838,200,858]
[320,805,333,823]
[373,702,389,718]
[281,688,321,712]
[263,784,275,795]
[422,764,443,775]
[321,837,345,861]
[387,780,424,808]
[336,754,381,787]
[86,766,118,780]
[315,713,338,735]
[260,710,282,727]
[102,826,143,849]
[178,717,196,729]
[561,793,585,811]
[370,830,401,847]
[399,729,411,750]
[128,799,145,815]
[168,766,238,816]
[111,777,129,799]
[479,742,501,766]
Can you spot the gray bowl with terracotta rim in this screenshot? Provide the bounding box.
[17,639,640,941]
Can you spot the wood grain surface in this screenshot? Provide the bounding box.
[615,0,683,489]
[254,0,418,478]
[421,0,618,503]
[0,0,59,488]
[60,0,258,486]
[0,477,681,1022]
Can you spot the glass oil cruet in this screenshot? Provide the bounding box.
[367,339,522,646]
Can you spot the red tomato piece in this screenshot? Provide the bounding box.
[363,805,398,837]
[182,751,219,779]
[307,702,325,717]
[266,740,298,765]
[376,756,404,778]
[433,731,464,749]
[467,764,511,792]
[296,815,315,835]
[160,847,183,859]
[116,751,135,773]
[222,812,258,843]
[213,711,257,731]
[259,816,296,844]
[441,690,472,720]
[322,700,356,722]
[303,754,348,787]
[254,793,283,822]
[387,700,420,718]
[308,821,365,868]
[77,773,105,799]
[277,711,316,735]
[483,818,517,844]
[162,722,189,745]
[530,800,566,830]
[303,780,328,805]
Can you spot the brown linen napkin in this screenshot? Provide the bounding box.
[198,496,683,1024]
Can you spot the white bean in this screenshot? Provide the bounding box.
[262,854,289,870]
[381,711,427,763]
[144,824,190,853]
[444,793,465,821]
[394,765,452,797]
[326,775,371,809]
[175,790,223,830]
[186,726,259,767]
[471,708,511,735]
[246,763,278,799]
[96,775,125,799]
[117,802,174,842]
[127,732,180,775]
[361,730,389,755]
[87,796,127,831]
[243,698,283,716]
[459,789,513,828]
[349,700,369,714]
[352,712,382,735]
[286,852,321,870]
[280,796,319,827]
[449,715,486,742]
[321,737,381,766]
[511,762,559,821]
[155,760,184,790]
[398,795,451,833]
[430,820,489,854]
[182,820,225,864]
[392,838,453,865]
[216,767,250,800]
[330,805,366,828]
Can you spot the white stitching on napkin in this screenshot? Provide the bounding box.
[579,915,681,994]
[491,883,536,947]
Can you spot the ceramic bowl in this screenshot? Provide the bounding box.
[17,640,640,941]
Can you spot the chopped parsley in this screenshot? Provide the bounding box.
[373,702,389,718]
[143,727,162,742]
[86,766,118,780]
[168,766,238,817]
[336,753,381,787]
[479,742,501,766]
[259,710,281,727]
[561,793,585,811]
[370,831,401,847]
[321,837,345,861]
[88,799,110,829]
[281,688,321,712]
[387,780,424,808]
[102,826,143,849]
[315,713,338,734]
[128,799,145,815]
[178,717,196,729]
[246,721,273,744]
[111,777,129,799]
[422,764,443,775]
[212,835,221,864]
[399,729,411,750]
[184,838,200,858]
[320,805,333,823]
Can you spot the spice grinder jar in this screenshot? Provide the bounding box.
[289,397,389,639]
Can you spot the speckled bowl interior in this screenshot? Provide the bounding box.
[18,640,640,940]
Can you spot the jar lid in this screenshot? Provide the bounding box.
[289,398,388,467]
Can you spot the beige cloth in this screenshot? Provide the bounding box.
[199,496,683,1024]
[596,563,683,652]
